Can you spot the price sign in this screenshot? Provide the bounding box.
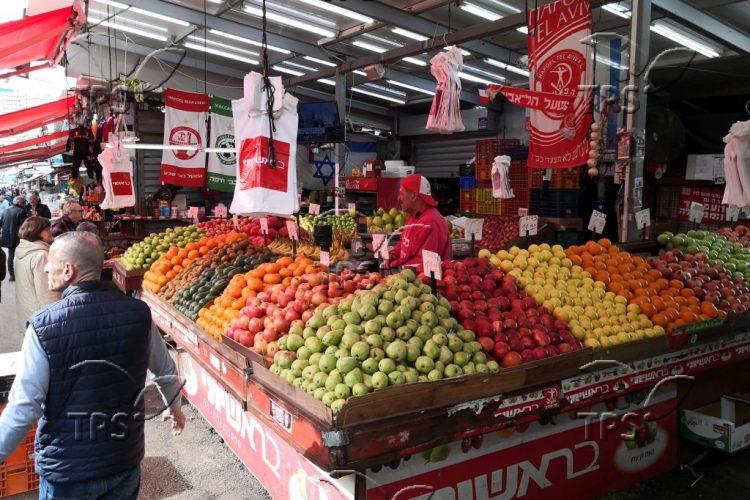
[232,214,240,230]
[635,208,651,229]
[518,208,529,217]
[214,204,228,218]
[689,202,705,223]
[588,210,606,234]
[519,215,538,236]
[347,203,356,214]
[422,250,442,280]
[187,206,200,221]
[285,220,299,241]
[372,233,389,260]
[727,205,740,222]
[260,217,269,235]
[542,169,553,182]
[465,218,484,241]
[320,251,330,267]
[309,203,321,215]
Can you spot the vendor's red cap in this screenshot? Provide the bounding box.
[402,174,436,206]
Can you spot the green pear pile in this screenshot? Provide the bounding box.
[367,207,408,234]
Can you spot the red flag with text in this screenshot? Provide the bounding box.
[160,88,209,186]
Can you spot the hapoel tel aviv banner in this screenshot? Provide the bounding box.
[527,0,593,169]
[160,88,209,186]
[206,96,237,192]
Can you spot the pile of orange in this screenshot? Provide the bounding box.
[197,255,322,339]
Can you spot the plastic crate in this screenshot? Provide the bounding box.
[555,229,581,248]
[0,463,39,497]
[476,200,502,215]
[459,163,475,177]
[530,188,581,217]
[459,176,477,189]
[459,201,477,214]
[529,168,580,189]
[460,189,476,202]
[475,165,490,181]
[475,138,522,173]
[500,192,530,216]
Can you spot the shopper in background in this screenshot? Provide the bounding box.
[0,231,185,498]
[0,196,27,281]
[25,191,52,219]
[389,174,453,270]
[14,217,60,335]
[0,249,5,302]
[50,199,82,237]
[76,221,99,234]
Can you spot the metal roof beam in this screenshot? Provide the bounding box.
[652,0,750,56]
[320,0,524,64]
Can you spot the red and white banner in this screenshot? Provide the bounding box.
[160,88,209,186]
[481,84,573,114]
[526,0,592,169]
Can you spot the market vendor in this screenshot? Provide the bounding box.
[389,174,452,269]
[50,199,83,237]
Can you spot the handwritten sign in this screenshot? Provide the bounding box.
[422,250,442,280]
[260,217,269,235]
[309,203,320,215]
[635,208,651,229]
[214,204,228,218]
[319,251,330,267]
[232,214,240,230]
[726,205,740,222]
[465,218,484,241]
[519,215,538,236]
[518,208,529,217]
[285,220,299,241]
[588,210,606,234]
[689,202,705,223]
[371,233,389,260]
[187,206,200,221]
[347,203,356,214]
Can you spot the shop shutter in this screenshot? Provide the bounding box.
[412,132,497,178]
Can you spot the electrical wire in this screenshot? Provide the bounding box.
[261,0,278,168]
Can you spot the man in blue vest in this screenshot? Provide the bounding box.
[0,231,185,498]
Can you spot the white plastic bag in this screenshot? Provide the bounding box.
[230,72,300,217]
[491,155,514,199]
[99,136,135,210]
[426,47,464,134]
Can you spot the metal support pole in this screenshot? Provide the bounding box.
[334,70,348,215]
[621,0,652,242]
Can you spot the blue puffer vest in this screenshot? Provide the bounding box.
[28,280,152,483]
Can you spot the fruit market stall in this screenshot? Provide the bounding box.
[128,217,750,499]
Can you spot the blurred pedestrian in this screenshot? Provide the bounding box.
[76,221,99,234]
[25,191,52,219]
[0,195,27,281]
[14,217,60,334]
[50,199,82,237]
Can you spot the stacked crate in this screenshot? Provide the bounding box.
[0,407,38,497]
[476,181,501,215]
[499,146,529,216]
[462,138,522,215]
[528,168,580,189]
[459,176,477,213]
[530,188,581,217]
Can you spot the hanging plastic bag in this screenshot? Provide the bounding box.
[491,155,514,199]
[426,47,465,134]
[98,134,135,210]
[230,72,300,217]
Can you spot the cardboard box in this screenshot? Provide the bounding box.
[685,154,724,182]
[680,392,750,453]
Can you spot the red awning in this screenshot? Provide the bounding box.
[0,96,75,138]
[0,4,86,78]
[0,129,68,155]
[0,142,68,168]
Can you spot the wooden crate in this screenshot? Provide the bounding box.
[112,260,145,294]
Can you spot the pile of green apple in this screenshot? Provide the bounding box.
[299,214,357,235]
[119,226,204,271]
[269,269,498,414]
[367,207,407,234]
[658,230,750,281]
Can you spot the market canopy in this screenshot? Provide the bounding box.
[0,96,75,139]
[0,2,86,78]
[0,142,67,168]
[0,129,68,155]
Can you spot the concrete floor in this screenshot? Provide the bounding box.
[2,252,750,499]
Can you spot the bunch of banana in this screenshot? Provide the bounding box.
[268,238,295,256]
[329,245,350,263]
[297,242,320,259]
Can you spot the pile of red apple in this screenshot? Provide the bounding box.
[717,225,750,248]
[225,270,383,359]
[424,257,581,368]
[198,215,291,243]
[476,216,520,252]
[650,250,750,314]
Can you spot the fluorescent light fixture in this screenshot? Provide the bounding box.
[187,35,260,57]
[353,40,386,53]
[595,55,627,70]
[88,8,167,31]
[88,18,168,41]
[283,61,318,72]
[352,87,405,104]
[458,71,498,85]
[651,21,720,58]
[391,27,428,41]
[460,3,502,21]
[208,29,290,54]
[403,56,428,66]
[353,70,367,76]
[318,78,335,86]
[122,143,199,151]
[248,0,336,27]
[294,0,373,24]
[362,33,403,47]
[386,79,436,96]
[272,65,304,76]
[304,56,336,67]
[184,43,259,64]
[96,0,190,26]
[484,58,530,77]
[204,148,234,153]
[243,5,335,38]
[517,26,528,34]
[464,64,506,81]
[445,46,472,57]
[602,3,631,19]
[364,83,406,96]
[486,0,521,13]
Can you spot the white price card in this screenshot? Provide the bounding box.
[309,203,321,215]
[187,206,200,220]
[260,217,269,235]
[519,215,539,236]
[588,210,606,234]
[347,203,356,214]
[543,169,553,182]
[518,208,529,217]
[371,233,389,260]
[635,208,651,229]
[689,202,705,223]
[285,220,299,241]
[319,251,330,267]
[465,218,484,241]
[232,214,240,230]
[214,204,228,218]
[726,205,740,222]
[422,250,442,280]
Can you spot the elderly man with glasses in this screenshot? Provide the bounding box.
[51,199,84,238]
